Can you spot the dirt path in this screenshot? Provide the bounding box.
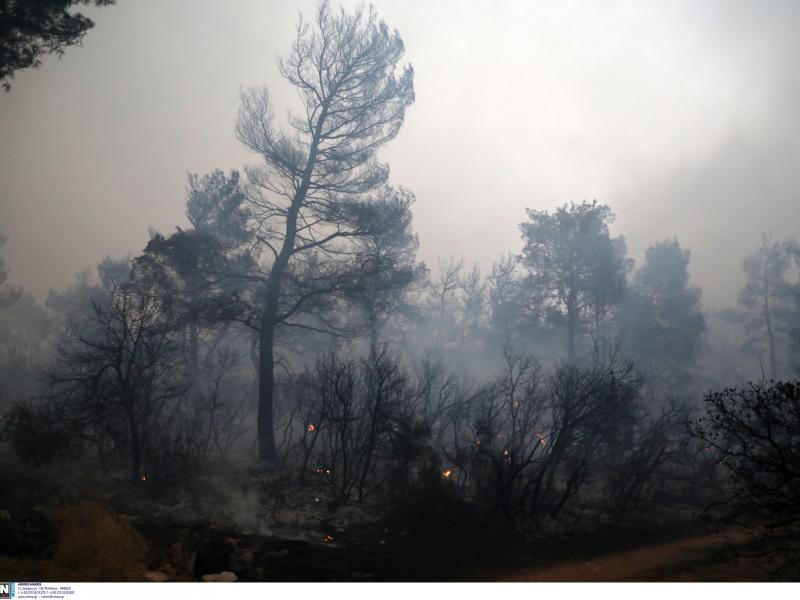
[502,529,766,582]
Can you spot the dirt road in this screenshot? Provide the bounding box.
[503,529,766,582]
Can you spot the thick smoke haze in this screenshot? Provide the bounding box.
[3,1,800,583]
[1,0,798,306]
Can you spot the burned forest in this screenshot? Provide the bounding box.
[1,0,800,586]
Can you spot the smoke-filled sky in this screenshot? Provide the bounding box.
[0,0,798,307]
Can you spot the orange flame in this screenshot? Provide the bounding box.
[441,468,453,479]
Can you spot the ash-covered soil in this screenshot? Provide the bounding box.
[0,458,777,582]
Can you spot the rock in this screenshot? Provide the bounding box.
[143,571,169,582]
[202,571,237,582]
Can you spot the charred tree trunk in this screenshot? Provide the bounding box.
[763,269,777,380]
[123,394,142,481]
[252,94,326,463]
[188,321,200,403]
[258,296,278,464]
[566,292,578,362]
[357,385,383,503]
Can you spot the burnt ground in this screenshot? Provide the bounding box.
[134,514,722,581]
[0,456,787,582]
[123,508,776,581]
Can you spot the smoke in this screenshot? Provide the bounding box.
[1,1,799,309]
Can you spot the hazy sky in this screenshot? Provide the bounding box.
[1,0,798,307]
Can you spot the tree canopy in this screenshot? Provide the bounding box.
[0,0,115,90]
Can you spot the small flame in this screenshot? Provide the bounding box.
[307,424,316,432]
[323,534,334,543]
[441,468,453,479]
[139,474,148,482]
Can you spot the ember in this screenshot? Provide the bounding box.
[139,474,148,481]
[323,534,334,543]
[307,423,316,432]
[441,468,453,479]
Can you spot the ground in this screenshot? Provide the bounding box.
[504,529,764,581]
[0,456,788,582]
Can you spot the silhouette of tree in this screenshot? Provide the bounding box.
[0,0,115,90]
[0,233,22,310]
[520,201,631,362]
[341,188,424,354]
[234,1,415,462]
[738,235,797,380]
[621,238,705,392]
[42,277,186,480]
[693,380,800,576]
[136,170,255,390]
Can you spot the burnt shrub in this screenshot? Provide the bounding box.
[385,459,489,542]
[692,380,800,576]
[7,402,82,466]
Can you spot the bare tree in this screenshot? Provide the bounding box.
[235,1,414,463]
[41,279,185,480]
[456,263,486,357]
[429,257,464,348]
[467,352,546,522]
[692,380,800,576]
